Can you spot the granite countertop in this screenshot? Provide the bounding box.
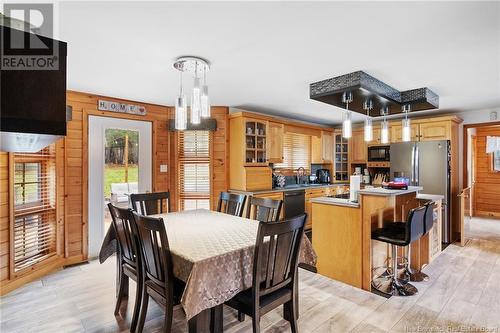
[358,186,423,196]
[310,197,360,208]
[230,182,349,195]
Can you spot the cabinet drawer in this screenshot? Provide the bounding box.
[367,162,390,168]
[245,167,272,191]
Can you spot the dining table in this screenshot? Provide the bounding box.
[99,209,317,333]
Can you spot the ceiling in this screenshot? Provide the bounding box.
[59,1,500,125]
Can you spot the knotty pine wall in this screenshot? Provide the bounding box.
[473,126,500,218]
[0,91,229,294]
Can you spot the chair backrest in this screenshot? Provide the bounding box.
[252,213,307,298]
[246,196,283,222]
[406,205,426,244]
[423,201,435,235]
[130,192,170,215]
[108,203,139,267]
[133,212,174,295]
[216,192,246,217]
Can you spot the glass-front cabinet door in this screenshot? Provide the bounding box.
[244,120,268,166]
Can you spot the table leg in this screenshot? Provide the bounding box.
[188,305,223,333]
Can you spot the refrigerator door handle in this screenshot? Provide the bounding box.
[415,145,419,185]
[411,145,415,185]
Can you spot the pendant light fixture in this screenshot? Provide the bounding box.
[380,106,390,144]
[402,104,411,142]
[200,66,210,118]
[363,99,373,142]
[342,91,353,138]
[173,56,210,130]
[174,70,187,130]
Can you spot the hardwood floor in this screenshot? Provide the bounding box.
[1,233,499,332]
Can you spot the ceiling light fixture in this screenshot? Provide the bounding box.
[380,106,390,144]
[342,91,353,139]
[173,56,210,129]
[201,66,210,118]
[402,104,411,142]
[363,99,373,142]
[174,70,187,130]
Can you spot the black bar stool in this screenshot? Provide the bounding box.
[404,201,435,282]
[371,205,426,296]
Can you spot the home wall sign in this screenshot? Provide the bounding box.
[98,100,147,116]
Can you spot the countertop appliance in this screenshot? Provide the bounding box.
[1,25,69,152]
[390,141,451,243]
[368,145,390,162]
[316,169,331,184]
[284,190,305,219]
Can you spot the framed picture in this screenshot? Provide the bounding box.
[493,151,500,172]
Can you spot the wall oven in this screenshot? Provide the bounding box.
[368,145,390,161]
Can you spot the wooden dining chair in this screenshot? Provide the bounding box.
[130,192,170,215]
[108,203,142,333]
[216,192,247,217]
[246,196,283,222]
[133,212,184,333]
[225,213,307,333]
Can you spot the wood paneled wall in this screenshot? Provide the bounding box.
[0,90,229,295]
[474,126,500,218]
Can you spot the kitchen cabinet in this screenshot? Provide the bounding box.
[305,187,332,230]
[350,129,367,163]
[312,131,334,164]
[267,122,284,163]
[418,121,451,141]
[243,119,269,166]
[334,133,349,181]
[243,167,273,191]
[391,123,419,143]
[367,128,382,146]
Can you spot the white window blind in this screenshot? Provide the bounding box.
[177,131,211,210]
[13,145,57,272]
[274,132,311,172]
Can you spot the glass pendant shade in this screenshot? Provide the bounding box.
[402,118,411,142]
[342,111,352,138]
[191,77,201,124]
[381,120,389,144]
[175,95,187,130]
[364,117,373,142]
[200,85,210,118]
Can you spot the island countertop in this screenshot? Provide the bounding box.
[310,197,360,208]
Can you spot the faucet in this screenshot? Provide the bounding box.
[296,167,306,185]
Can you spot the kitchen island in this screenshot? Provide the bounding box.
[311,187,442,291]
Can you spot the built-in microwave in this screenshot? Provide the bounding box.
[368,145,390,161]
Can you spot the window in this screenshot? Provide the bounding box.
[13,145,57,272]
[274,132,311,172]
[177,131,211,210]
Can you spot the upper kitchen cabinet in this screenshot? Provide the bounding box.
[367,128,382,146]
[230,117,269,166]
[350,129,367,163]
[391,123,420,143]
[418,121,451,141]
[312,130,334,164]
[267,122,284,163]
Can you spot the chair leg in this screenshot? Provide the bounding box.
[284,300,298,333]
[163,302,173,333]
[130,277,142,332]
[237,311,245,322]
[252,310,260,333]
[136,288,149,333]
[114,273,128,315]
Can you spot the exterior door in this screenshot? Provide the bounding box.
[87,116,152,258]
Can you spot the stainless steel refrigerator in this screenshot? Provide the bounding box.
[390,141,451,243]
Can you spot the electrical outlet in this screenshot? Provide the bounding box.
[160,165,168,173]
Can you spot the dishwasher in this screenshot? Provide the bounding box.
[283,190,305,219]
